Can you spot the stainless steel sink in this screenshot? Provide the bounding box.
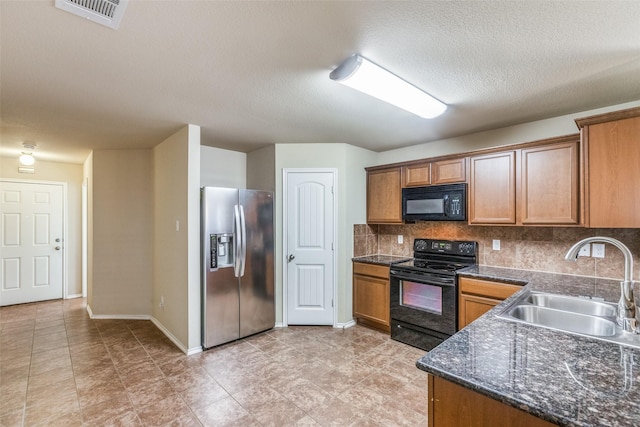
[507,305,616,337]
[497,290,640,349]
[523,293,617,317]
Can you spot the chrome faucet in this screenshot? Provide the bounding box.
[565,236,636,332]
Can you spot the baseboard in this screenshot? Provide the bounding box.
[66,293,82,299]
[150,317,202,356]
[87,304,153,321]
[274,322,286,328]
[85,305,201,356]
[89,313,151,320]
[335,319,356,329]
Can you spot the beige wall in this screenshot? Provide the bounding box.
[153,125,201,353]
[0,157,84,297]
[201,145,246,188]
[377,100,640,165]
[274,143,377,326]
[247,145,276,192]
[89,150,153,315]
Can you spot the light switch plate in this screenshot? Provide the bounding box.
[492,239,500,250]
[397,235,403,244]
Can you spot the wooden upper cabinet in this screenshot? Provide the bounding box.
[403,157,467,187]
[403,162,431,187]
[366,167,402,224]
[469,135,581,226]
[432,157,467,184]
[576,107,640,228]
[521,139,579,225]
[469,151,517,224]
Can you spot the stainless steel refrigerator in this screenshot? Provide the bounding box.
[201,186,274,349]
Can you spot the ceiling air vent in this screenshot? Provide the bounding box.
[55,0,129,30]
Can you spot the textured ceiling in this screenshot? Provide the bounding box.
[1,0,640,164]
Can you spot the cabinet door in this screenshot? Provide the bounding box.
[428,375,557,427]
[367,167,402,224]
[353,273,390,331]
[458,294,501,329]
[403,162,431,187]
[432,158,467,184]
[586,116,640,228]
[521,142,579,225]
[469,151,516,224]
[458,277,521,328]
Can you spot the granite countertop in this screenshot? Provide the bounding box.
[352,254,412,266]
[417,266,640,427]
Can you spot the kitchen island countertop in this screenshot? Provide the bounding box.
[417,265,640,427]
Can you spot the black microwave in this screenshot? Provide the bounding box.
[402,183,467,222]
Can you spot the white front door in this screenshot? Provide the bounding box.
[1,181,64,306]
[284,169,335,325]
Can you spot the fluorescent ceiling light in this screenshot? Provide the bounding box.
[330,54,447,119]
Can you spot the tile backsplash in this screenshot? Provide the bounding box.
[354,223,640,281]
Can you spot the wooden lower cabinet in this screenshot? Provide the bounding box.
[428,374,557,427]
[353,262,391,332]
[458,277,522,328]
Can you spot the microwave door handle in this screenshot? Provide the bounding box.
[443,195,449,217]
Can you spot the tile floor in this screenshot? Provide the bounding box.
[0,298,429,426]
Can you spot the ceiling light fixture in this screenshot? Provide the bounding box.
[19,153,35,166]
[19,142,36,166]
[330,54,447,119]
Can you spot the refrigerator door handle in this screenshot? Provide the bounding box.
[233,204,242,277]
[239,204,247,277]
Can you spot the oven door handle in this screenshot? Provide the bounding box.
[389,270,456,287]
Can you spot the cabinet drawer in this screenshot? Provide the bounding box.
[459,277,522,300]
[353,262,389,279]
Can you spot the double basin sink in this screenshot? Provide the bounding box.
[498,290,640,349]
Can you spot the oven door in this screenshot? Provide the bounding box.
[389,269,457,335]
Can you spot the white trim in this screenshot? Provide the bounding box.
[89,313,150,320]
[85,303,202,355]
[0,178,68,302]
[81,177,88,298]
[274,322,286,328]
[335,319,356,329]
[282,168,338,328]
[66,293,83,299]
[151,317,202,355]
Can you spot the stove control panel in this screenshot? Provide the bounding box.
[414,239,477,256]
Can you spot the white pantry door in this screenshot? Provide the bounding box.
[285,169,335,325]
[1,181,64,306]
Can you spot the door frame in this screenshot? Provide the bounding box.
[282,168,338,327]
[0,178,69,300]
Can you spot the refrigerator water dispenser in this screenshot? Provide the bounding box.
[210,233,234,269]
